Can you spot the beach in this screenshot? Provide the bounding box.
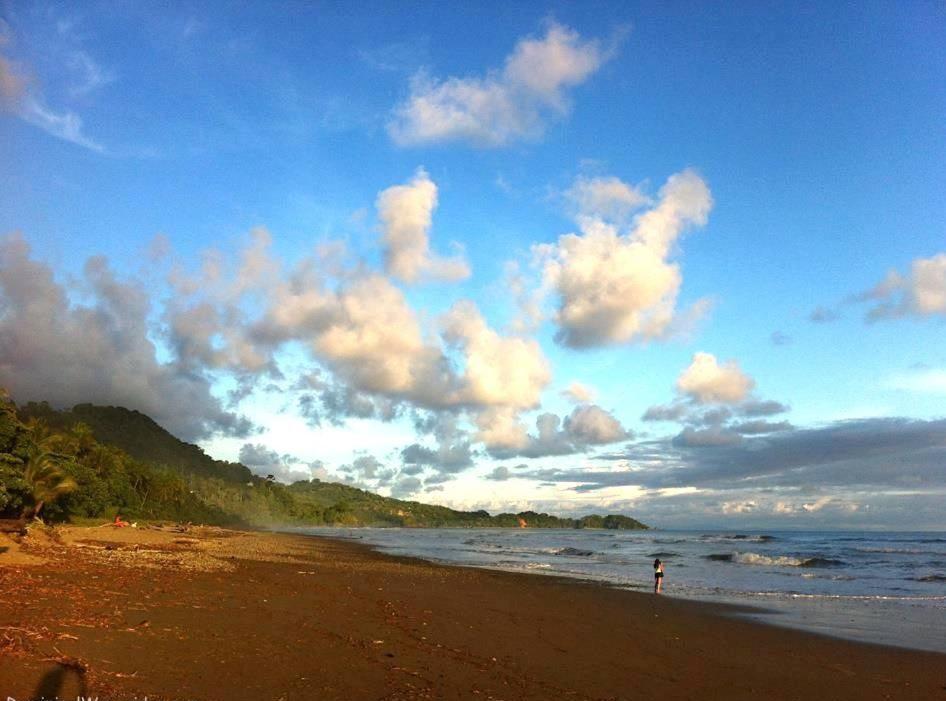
[1,525,944,701]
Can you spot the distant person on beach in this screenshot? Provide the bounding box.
[654,558,664,593]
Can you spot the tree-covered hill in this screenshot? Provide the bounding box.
[2,396,647,530]
[18,402,252,483]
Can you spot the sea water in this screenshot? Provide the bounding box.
[299,527,946,653]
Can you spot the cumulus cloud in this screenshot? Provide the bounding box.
[0,234,252,441]
[676,352,755,404]
[721,500,757,515]
[486,466,511,481]
[389,23,610,147]
[238,443,314,483]
[563,404,629,444]
[488,404,629,459]
[376,169,470,283]
[642,354,787,448]
[442,300,551,411]
[401,412,473,473]
[561,381,596,404]
[540,169,713,348]
[565,175,649,224]
[390,475,423,498]
[473,406,531,452]
[164,228,278,380]
[254,256,526,422]
[260,269,450,401]
[857,253,946,321]
[172,227,549,444]
[337,455,398,489]
[320,383,400,424]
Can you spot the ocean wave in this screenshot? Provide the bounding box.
[555,547,595,557]
[706,553,735,562]
[701,534,777,543]
[647,551,679,558]
[744,591,946,602]
[705,552,845,567]
[914,574,946,583]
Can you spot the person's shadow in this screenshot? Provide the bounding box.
[33,662,88,699]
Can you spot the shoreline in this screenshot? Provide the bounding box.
[294,525,946,655]
[2,524,944,700]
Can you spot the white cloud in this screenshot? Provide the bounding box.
[561,381,596,404]
[388,23,610,147]
[19,95,104,152]
[485,404,629,458]
[860,253,946,321]
[563,404,628,444]
[676,352,755,404]
[541,169,713,348]
[238,239,550,440]
[239,443,313,483]
[310,274,447,397]
[0,234,252,441]
[474,407,530,451]
[0,26,105,151]
[565,175,649,224]
[442,300,551,410]
[376,169,470,283]
[721,500,756,514]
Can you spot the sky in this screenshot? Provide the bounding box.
[1,1,944,529]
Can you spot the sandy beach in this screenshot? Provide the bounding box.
[1,524,944,701]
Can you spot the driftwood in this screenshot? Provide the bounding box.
[0,519,27,536]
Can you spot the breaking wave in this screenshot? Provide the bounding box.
[555,547,595,557]
[706,552,845,567]
[914,574,946,583]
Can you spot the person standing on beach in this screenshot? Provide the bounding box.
[653,558,664,593]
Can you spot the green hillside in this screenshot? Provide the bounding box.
[17,402,252,483]
[1,396,648,530]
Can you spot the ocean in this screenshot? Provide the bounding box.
[299,527,946,653]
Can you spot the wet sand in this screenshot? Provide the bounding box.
[1,524,944,700]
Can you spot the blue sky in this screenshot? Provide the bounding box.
[1,1,944,528]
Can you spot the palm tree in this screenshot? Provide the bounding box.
[22,447,77,520]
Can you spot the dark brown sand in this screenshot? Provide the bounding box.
[1,525,944,700]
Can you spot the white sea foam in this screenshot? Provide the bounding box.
[733,552,806,567]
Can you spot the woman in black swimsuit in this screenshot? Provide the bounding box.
[654,558,664,593]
